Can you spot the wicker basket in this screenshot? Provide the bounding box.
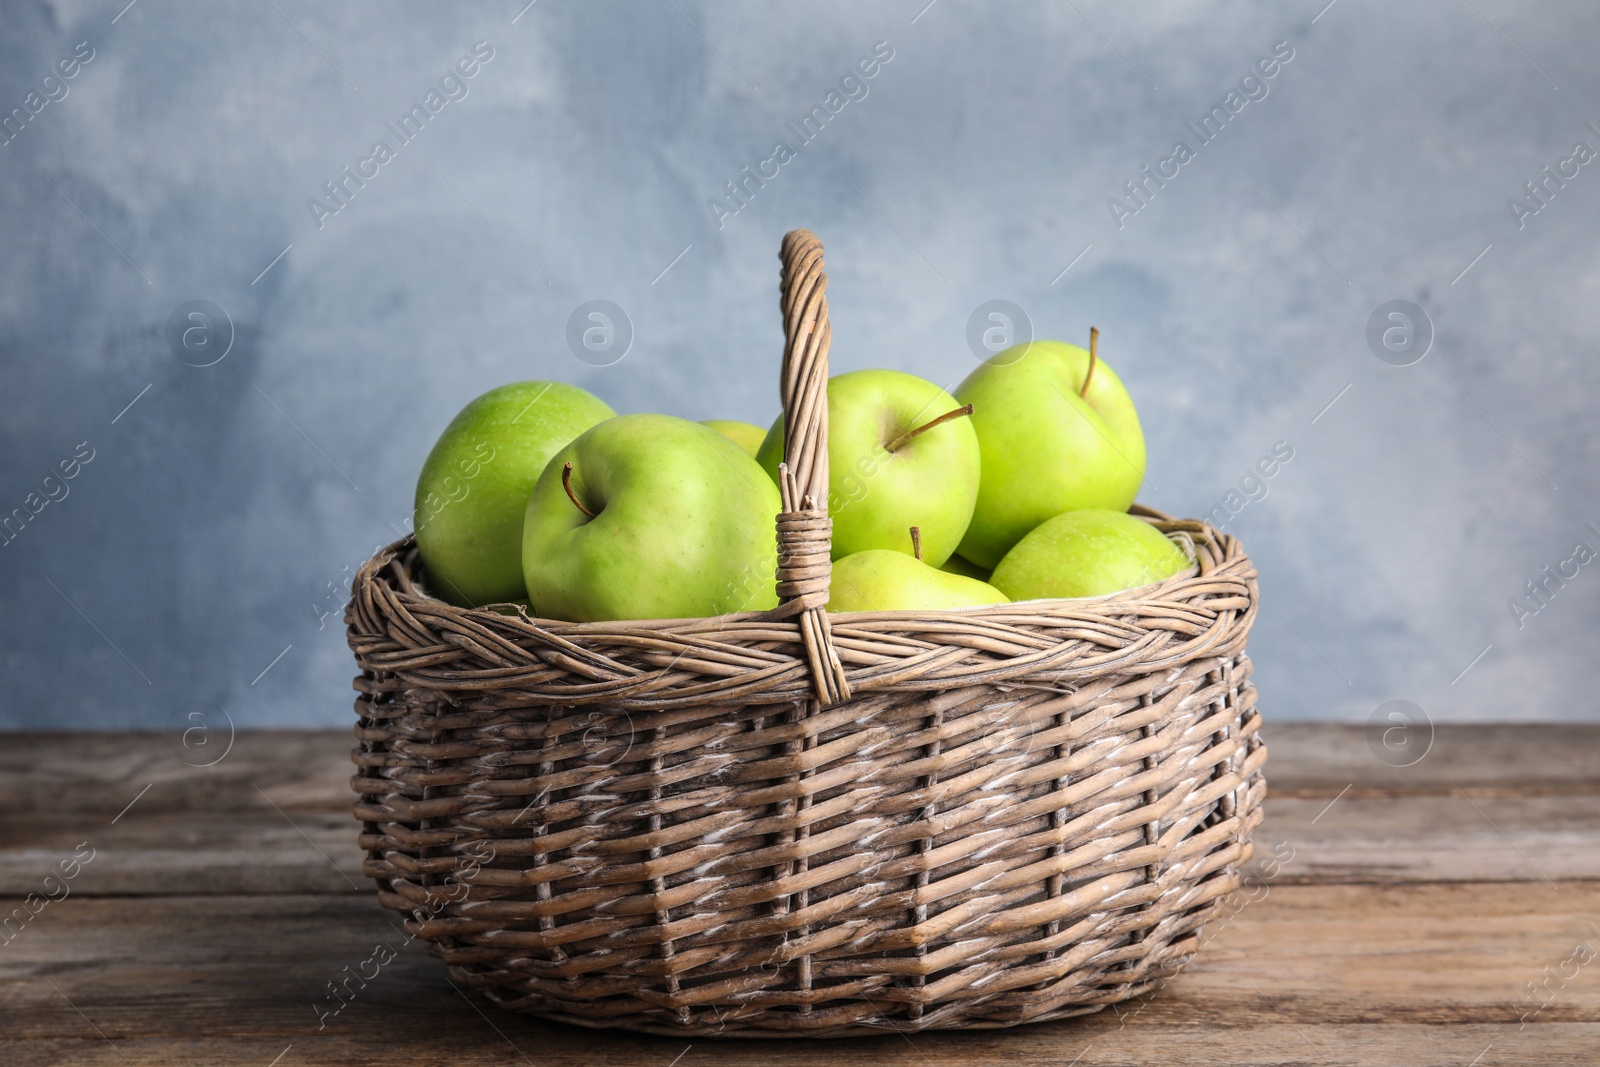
[345,229,1265,1038]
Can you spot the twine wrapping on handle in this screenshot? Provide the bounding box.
[770,229,851,705]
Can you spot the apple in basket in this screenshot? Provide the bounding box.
[414,381,614,606]
[521,413,781,621]
[700,419,767,457]
[829,526,1007,612]
[938,552,992,582]
[954,330,1147,568]
[755,369,981,568]
[990,508,1191,601]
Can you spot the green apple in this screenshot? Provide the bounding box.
[955,334,1146,567]
[416,381,614,606]
[755,369,980,567]
[522,414,781,622]
[829,550,1007,612]
[939,553,992,582]
[701,419,766,457]
[989,508,1189,601]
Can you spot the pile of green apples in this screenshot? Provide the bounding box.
[413,334,1191,621]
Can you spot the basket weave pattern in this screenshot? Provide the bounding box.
[346,230,1265,1037]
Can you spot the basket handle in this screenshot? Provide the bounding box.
[770,229,851,705]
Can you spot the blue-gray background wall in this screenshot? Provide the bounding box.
[2,0,1596,729]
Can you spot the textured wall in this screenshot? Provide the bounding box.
[1,0,1596,730]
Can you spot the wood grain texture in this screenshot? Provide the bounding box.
[2,888,1595,1064]
[4,1029,1598,1067]
[1242,793,1600,884]
[0,812,366,896]
[0,729,353,814]
[1,727,1595,1063]
[1257,723,1600,797]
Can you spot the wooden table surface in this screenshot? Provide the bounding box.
[1,724,1596,1066]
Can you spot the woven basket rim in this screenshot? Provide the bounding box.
[368,505,1226,630]
[358,530,1238,631]
[347,517,1255,712]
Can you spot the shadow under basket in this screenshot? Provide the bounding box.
[344,229,1266,1038]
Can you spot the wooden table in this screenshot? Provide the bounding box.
[2,724,1595,1065]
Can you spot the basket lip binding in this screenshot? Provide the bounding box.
[357,514,1240,631]
[348,524,1254,711]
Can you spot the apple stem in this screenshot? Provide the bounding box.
[1080,327,1098,399]
[885,403,974,453]
[910,526,922,562]
[561,462,596,520]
